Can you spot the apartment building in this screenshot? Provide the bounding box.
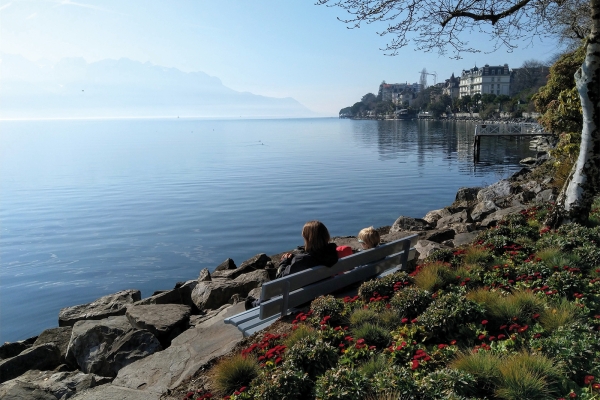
[459,64,511,98]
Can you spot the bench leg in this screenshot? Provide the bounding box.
[281,281,290,317]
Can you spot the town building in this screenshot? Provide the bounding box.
[378,81,422,104]
[459,64,511,98]
[443,73,461,99]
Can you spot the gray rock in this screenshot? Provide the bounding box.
[100,329,162,377]
[0,369,112,400]
[519,157,537,165]
[111,303,244,396]
[477,180,514,202]
[436,210,470,228]
[70,384,159,400]
[390,216,430,233]
[126,304,191,348]
[422,208,452,225]
[480,205,527,228]
[213,258,236,273]
[514,191,536,204]
[0,343,61,384]
[59,290,141,327]
[536,189,555,202]
[471,200,498,222]
[178,280,199,312]
[134,288,183,306]
[33,327,73,366]
[415,240,450,261]
[191,270,269,310]
[452,231,481,247]
[0,337,37,360]
[521,180,543,194]
[451,223,476,234]
[422,229,455,244]
[66,315,152,377]
[211,253,270,279]
[198,268,211,282]
[455,187,482,203]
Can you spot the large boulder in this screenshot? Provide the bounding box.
[191,270,269,311]
[33,327,73,366]
[477,180,514,202]
[422,208,452,225]
[455,187,482,203]
[66,316,161,377]
[134,288,183,306]
[198,268,211,282]
[415,240,450,261]
[536,189,555,202]
[213,258,236,273]
[0,369,111,400]
[211,254,270,279]
[480,205,527,228]
[0,336,37,360]
[470,200,499,222]
[0,343,61,384]
[125,304,191,348]
[59,290,141,327]
[422,229,455,244]
[390,216,430,233]
[436,210,470,229]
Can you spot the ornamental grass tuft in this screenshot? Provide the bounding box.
[462,246,494,266]
[451,350,502,392]
[495,352,563,400]
[359,354,391,378]
[413,261,456,292]
[212,353,259,395]
[539,298,582,333]
[283,324,317,349]
[351,322,392,349]
[349,308,379,327]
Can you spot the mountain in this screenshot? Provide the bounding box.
[0,54,317,119]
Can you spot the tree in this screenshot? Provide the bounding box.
[318,0,600,225]
[361,93,377,106]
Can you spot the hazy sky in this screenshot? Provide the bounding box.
[1,0,562,116]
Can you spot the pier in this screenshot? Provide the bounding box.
[473,123,553,162]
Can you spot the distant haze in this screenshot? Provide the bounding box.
[0,53,318,119]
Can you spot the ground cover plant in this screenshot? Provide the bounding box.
[191,202,600,400]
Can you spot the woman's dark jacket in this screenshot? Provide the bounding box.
[276,243,339,278]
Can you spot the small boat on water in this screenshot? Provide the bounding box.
[395,109,411,119]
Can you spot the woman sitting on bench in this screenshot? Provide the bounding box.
[245,220,338,310]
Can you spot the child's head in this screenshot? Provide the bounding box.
[358,226,380,249]
[302,220,330,252]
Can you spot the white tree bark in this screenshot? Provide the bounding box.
[561,0,600,224]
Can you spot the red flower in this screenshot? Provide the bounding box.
[497,334,506,340]
[449,340,457,345]
[478,334,486,341]
[357,338,365,345]
[481,320,488,325]
[411,359,419,370]
[569,392,577,398]
[411,318,418,323]
[275,357,282,364]
[593,383,600,390]
[585,375,595,385]
[438,344,448,349]
[239,386,247,392]
[401,318,409,323]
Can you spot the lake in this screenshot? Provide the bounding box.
[0,117,535,342]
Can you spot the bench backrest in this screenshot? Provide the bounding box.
[259,234,418,319]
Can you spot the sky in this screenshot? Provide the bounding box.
[0,0,563,116]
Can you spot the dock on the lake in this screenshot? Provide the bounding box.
[473,123,553,162]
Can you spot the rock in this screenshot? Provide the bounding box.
[452,231,481,247]
[134,288,183,306]
[33,327,73,366]
[455,187,482,203]
[536,189,555,202]
[213,258,236,273]
[514,191,536,204]
[191,270,269,310]
[0,343,61,384]
[229,294,243,304]
[436,210,470,229]
[247,287,261,300]
[521,180,543,194]
[415,240,450,261]
[0,369,112,400]
[211,253,270,279]
[380,230,418,244]
[519,157,537,165]
[480,205,527,228]
[422,229,455,244]
[126,304,191,348]
[66,315,161,377]
[70,384,160,400]
[59,290,142,327]
[198,268,211,282]
[477,180,514,202]
[390,216,430,233]
[178,280,198,309]
[0,336,37,360]
[422,209,452,225]
[451,223,476,234]
[111,303,244,396]
[471,200,498,222]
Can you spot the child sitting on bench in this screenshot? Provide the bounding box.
[358,226,380,250]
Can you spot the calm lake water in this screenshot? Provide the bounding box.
[0,117,535,342]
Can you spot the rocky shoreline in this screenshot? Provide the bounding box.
[0,141,556,400]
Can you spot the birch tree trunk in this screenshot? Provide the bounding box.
[557,0,600,224]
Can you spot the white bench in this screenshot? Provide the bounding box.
[224,234,418,337]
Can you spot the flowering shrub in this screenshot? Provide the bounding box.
[246,365,312,400]
[285,335,338,379]
[358,271,411,301]
[389,286,433,319]
[418,368,478,399]
[310,295,345,322]
[314,366,370,400]
[418,292,484,342]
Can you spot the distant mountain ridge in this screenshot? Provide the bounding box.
[0,54,317,119]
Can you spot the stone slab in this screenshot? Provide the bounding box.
[70,384,160,400]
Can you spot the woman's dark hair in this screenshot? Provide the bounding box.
[302,220,330,253]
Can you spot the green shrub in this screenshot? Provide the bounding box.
[283,324,317,349]
[359,354,391,378]
[369,365,418,399]
[248,365,312,400]
[212,354,259,395]
[358,271,412,301]
[349,308,379,327]
[418,292,484,342]
[539,298,582,333]
[314,366,369,400]
[535,247,580,269]
[310,295,345,322]
[424,247,456,265]
[414,261,457,292]
[418,368,478,400]
[285,335,338,379]
[495,352,563,400]
[390,286,433,319]
[352,322,392,349]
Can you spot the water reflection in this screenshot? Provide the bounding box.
[351,119,535,178]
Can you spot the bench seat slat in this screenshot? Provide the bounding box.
[237,313,280,337]
[224,307,260,326]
